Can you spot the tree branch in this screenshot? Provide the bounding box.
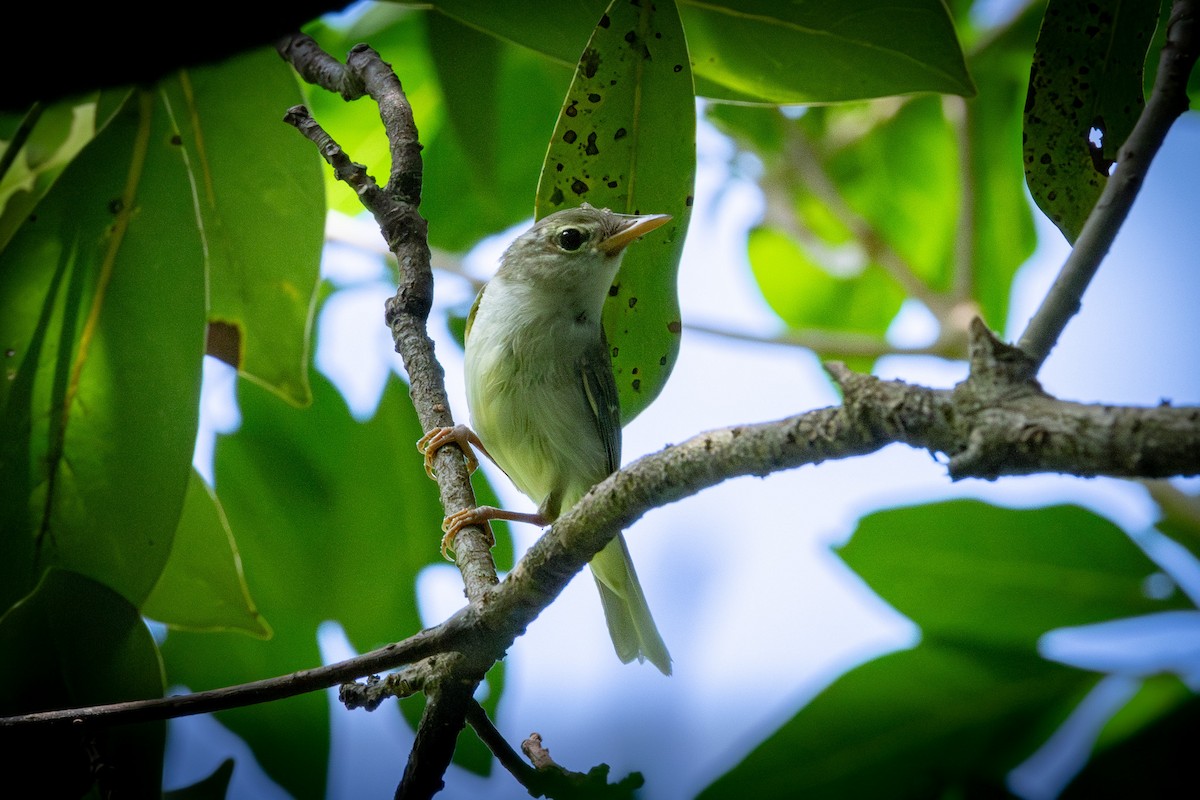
[278,33,498,604]
[277,32,495,796]
[1017,0,1200,368]
[5,320,1195,748]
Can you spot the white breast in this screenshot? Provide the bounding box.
[465,278,611,518]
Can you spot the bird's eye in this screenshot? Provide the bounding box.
[557,227,586,251]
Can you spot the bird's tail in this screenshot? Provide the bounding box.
[589,534,672,675]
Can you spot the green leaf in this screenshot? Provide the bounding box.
[0,93,118,253]
[161,48,325,406]
[422,11,572,250]
[422,0,976,103]
[160,367,511,796]
[0,568,165,798]
[839,501,1188,648]
[679,0,975,103]
[702,501,1188,799]
[535,0,696,422]
[963,4,1042,330]
[0,90,206,613]
[819,97,960,292]
[700,643,1088,799]
[747,225,905,337]
[1023,0,1160,242]
[308,7,570,252]
[143,469,271,638]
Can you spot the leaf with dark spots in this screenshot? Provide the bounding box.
[1022,0,1159,242]
[535,0,694,423]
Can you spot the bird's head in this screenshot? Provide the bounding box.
[496,204,671,296]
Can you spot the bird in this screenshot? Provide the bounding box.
[418,202,673,675]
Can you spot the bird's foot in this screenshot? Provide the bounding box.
[440,506,499,560]
[417,424,480,478]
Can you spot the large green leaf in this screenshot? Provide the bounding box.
[0,568,165,798]
[0,90,206,613]
[840,501,1187,648]
[161,48,325,406]
[702,501,1188,798]
[701,643,1089,799]
[1023,0,1161,242]
[535,0,695,421]
[160,367,512,797]
[143,469,271,638]
[678,0,975,103]
[420,0,975,103]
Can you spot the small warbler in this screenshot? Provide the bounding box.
[419,203,672,674]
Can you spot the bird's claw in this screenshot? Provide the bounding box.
[439,507,495,560]
[417,425,479,479]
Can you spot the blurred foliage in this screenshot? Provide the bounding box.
[0,0,1194,797]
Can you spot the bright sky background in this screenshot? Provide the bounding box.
[169,105,1200,799]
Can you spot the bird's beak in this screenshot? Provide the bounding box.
[598,213,672,255]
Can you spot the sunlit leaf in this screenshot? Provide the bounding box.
[0,93,122,252]
[1023,0,1160,242]
[840,501,1188,648]
[0,91,206,613]
[679,0,975,103]
[143,470,271,638]
[0,568,165,798]
[421,0,975,103]
[535,0,695,421]
[161,48,325,406]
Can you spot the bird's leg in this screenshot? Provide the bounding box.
[417,424,493,478]
[440,506,550,560]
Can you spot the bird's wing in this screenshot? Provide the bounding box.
[578,326,622,475]
[463,283,486,342]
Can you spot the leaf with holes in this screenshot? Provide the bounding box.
[535,0,695,423]
[1023,0,1160,242]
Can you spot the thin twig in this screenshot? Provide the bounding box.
[464,702,542,791]
[683,319,964,360]
[0,626,446,728]
[1017,0,1200,368]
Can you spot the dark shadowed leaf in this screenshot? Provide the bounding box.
[0,569,165,798]
[1023,0,1160,242]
